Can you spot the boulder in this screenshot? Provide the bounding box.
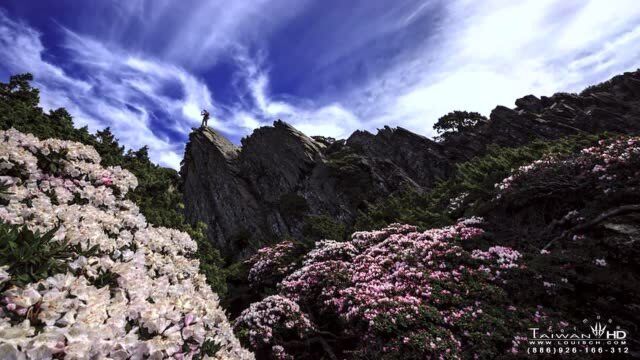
[515,94,543,113]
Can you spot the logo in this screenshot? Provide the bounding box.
[590,322,606,338]
[524,316,630,355]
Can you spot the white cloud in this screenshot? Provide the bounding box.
[291,105,361,139]
[1,0,639,172]
[106,0,311,70]
[224,50,361,139]
[344,0,640,136]
[0,11,231,169]
[217,0,640,142]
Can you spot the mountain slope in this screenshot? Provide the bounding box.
[181,70,640,257]
[232,132,640,360]
[0,129,252,359]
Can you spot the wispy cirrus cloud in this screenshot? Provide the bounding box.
[206,0,640,141]
[1,0,639,170]
[341,0,640,137]
[0,1,363,168]
[101,0,311,71]
[0,10,220,169]
[221,50,361,139]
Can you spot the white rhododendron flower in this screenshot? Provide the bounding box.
[0,129,253,359]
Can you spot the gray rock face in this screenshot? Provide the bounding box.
[181,69,640,257]
[180,128,264,257]
[181,121,450,258]
[440,70,640,162]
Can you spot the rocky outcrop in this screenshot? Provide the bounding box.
[181,69,640,257]
[442,70,640,161]
[181,121,455,258]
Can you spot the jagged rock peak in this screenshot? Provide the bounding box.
[182,69,640,258]
[188,120,325,159]
[180,119,454,257]
[190,126,239,160]
[240,119,325,161]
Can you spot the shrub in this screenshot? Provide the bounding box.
[0,74,190,235]
[302,214,347,241]
[0,128,251,359]
[187,221,228,295]
[0,73,229,296]
[491,136,640,248]
[246,240,306,289]
[495,137,640,201]
[236,221,536,359]
[433,110,487,139]
[357,133,608,231]
[234,295,315,356]
[478,136,640,335]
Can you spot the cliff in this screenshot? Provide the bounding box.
[181,70,640,257]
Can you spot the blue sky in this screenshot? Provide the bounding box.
[1,1,639,169]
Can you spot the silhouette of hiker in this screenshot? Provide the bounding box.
[201,109,210,128]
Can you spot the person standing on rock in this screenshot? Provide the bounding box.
[201,109,210,128]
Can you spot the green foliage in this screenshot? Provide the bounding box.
[302,214,347,241]
[92,128,125,166]
[0,74,95,145]
[0,222,96,288]
[187,222,228,295]
[357,133,608,230]
[220,260,254,317]
[433,110,487,137]
[195,339,222,359]
[91,270,120,291]
[354,188,452,231]
[35,149,69,177]
[454,133,606,199]
[579,75,617,96]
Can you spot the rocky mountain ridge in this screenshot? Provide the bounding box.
[180,70,640,257]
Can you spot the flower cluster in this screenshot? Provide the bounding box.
[237,219,524,358]
[233,295,314,350]
[0,129,252,359]
[447,192,469,212]
[350,223,418,249]
[594,258,607,267]
[456,216,484,226]
[246,241,301,288]
[495,136,640,197]
[471,246,522,269]
[495,157,557,192]
[280,259,350,304]
[302,239,358,265]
